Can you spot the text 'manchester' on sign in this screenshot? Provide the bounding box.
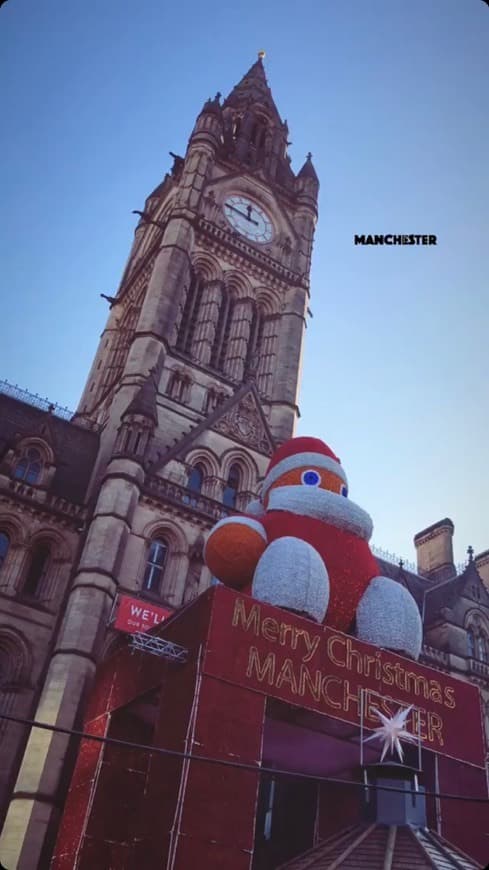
[204,586,485,768]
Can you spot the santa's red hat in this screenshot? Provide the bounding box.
[261,436,348,498]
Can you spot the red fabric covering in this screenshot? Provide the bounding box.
[266,436,341,473]
[438,754,489,865]
[261,510,380,631]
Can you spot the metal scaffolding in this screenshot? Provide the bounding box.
[130,631,188,663]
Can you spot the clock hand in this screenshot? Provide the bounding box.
[225,203,259,225]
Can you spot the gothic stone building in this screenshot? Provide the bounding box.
[0,55,488,869]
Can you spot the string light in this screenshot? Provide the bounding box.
[1,711,487,804]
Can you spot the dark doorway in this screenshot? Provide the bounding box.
[253,773,318,869]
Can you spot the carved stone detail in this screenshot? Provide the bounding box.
[212,390,273,455]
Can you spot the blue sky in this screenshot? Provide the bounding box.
[1,0,488,565]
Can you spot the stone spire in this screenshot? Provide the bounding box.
[223,52,282,122]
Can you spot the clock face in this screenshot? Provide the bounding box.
[223,195,273,244]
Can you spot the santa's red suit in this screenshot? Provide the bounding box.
[256,510,379,633]
[205,437,422,659]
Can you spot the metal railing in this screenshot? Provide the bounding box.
[0,379,100,432]
[0,379,74,421]
[371,544,417,573]
[143,476,234,522]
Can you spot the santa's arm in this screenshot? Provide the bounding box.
[356,576,423,660]
[204,516,268,589]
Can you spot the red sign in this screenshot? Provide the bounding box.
[114,594,172,634]
[204,587,486,768]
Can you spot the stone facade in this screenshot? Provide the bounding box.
[0,56,487,869]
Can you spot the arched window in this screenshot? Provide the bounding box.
[232,117,241,140]
[211,294,234,371]
[245,304,264,377]
[168,371,191,403]
[143,539,168,594]
[188,464,204,494]
[204,388,217,414]
[223,463,241,509]
[23,543,50,598]
[14,447,43,485]
[478,634,488,663]
[467,629,476,658]
[0,532,9,572]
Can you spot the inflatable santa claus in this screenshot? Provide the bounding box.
[205,436,422,660]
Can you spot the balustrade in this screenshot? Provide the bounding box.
[143,475,234,521]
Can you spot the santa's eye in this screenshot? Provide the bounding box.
[301,469,321,486]
[341,484,348,497]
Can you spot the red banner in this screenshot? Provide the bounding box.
[114,594,172,634]
[204,587,486,768]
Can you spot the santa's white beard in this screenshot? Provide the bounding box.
[267,485,373,542]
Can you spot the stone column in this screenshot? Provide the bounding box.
[0,457,143,869]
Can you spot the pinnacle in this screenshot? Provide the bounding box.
[223,53,281,121]
[244,52,268,83]
[123,374,158,424]
[298,151,319,184]
[201,91,222,115]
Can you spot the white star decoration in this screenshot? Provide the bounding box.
[364,705,418,762]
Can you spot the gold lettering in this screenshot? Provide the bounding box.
[322,675,342,709]
[246,647,275,685]
[343,679,360,714]
[405,672,430,700]
[411,708,428,741]
[443,686,456,709]
[299,665,322,702]
[394,663,406,690]
[292,626,318,656]
[374,651,382,681]
[378,694,396,718]
[365,690,383,723]
[301,630,321,663]
[429,680,442,704]
[364,655,376,678]
[327,635,346,668]
[276,658,298,694]
[428,712,444,746]
[262,617,279,643]
[382,661,395,686]
[279,622,293,647]
[233,599,260,635]
[346,639,363,675]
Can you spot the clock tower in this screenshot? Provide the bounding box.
[77,52,319,468]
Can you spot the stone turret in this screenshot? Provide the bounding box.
[114,374,158,463]
[474,549,489,592]
[414,518,456,583]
